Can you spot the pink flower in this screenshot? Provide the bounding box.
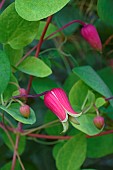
[81,24,102,52]
[44,88,82,132]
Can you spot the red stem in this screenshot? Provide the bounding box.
[11,135,20,170]
[27,15,52,93]
[27,76,33,94]
[27,129,113,140]
[105,96,113,101]
[1,122,113,140]
[27,133,71,140]
[11,122,22,170]
[35,16,53,58]
[16,19,86,67]
[86,129,113,138]
[13,91,48,99]
[16,45,37,67]
[45,19,86,40]
[0,0,5,9]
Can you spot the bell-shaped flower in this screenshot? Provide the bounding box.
[81,24,102,52]
[44,88,82,132]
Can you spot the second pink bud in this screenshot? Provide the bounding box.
[81,24,102,52]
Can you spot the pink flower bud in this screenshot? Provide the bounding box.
[19,88,27,101]
[19,88,27,96]
[19,104,30,118]
[93,116,104,129]
[44,88,80,122]
[81,24,102,52]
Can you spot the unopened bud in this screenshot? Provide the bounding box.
[19,105,30,118]
[81,24,102,52]
[93,116,104,129]
[19,88,27,101]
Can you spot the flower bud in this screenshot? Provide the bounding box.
[93,116,104,129]
[19,104,30,118]
[19,88,27,101]
[81,24,102,52]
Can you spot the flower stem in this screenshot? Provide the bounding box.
[45,19,86,40]
[16,19,86,67]
[13,91,48,99]
[27,16,52,93]
[35,16,53,58]
[105,96,113,101]
[11,122,24,170]
[27,129,113,140]
[0,0,5,9]
[1,121,113,140]
[22,119,59,135]
[0,122,25,170]
[27,133,71,140]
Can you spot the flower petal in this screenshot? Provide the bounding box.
[61,121,69,133]
[51,88,78,115]
[44,90,68,122]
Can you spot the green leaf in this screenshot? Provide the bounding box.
[69,80,89,109]
[32,77,59,99]
[98,67,113,94]
[70,113,102,136]
[36,21,60,40]
[1,160,21,170]
[0,103,36,124]
[56,134,87,170]
[0,128,26,155]
[3,74,18,101]
[63,72,79,94]
[53,141,65,159]
[17,56,52,77]
[87,134,113,158]
[73,66,113,107]
[0,3,39,49]
[15,0,70,21]
[44,110,62,135]
[97,0,113,26]
[95,97,106,108]
[4,44,23,66]
[0,50,11,95]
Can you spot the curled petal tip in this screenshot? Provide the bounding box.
[61,121,69,133]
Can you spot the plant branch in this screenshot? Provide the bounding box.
[0,0,5,9]
[0,122,25,170]
[22,119,59,135]
[35,15,53,58]
[27,133,71,140]
[11,122,24,170]
[1,121,113,140]
[27,129,113,140]
[13,91,48,99]
[45,19,86,40]
[16,19,86,67]
[105,96,113,101]
[103,34,113,48]
[27,15,52,93]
